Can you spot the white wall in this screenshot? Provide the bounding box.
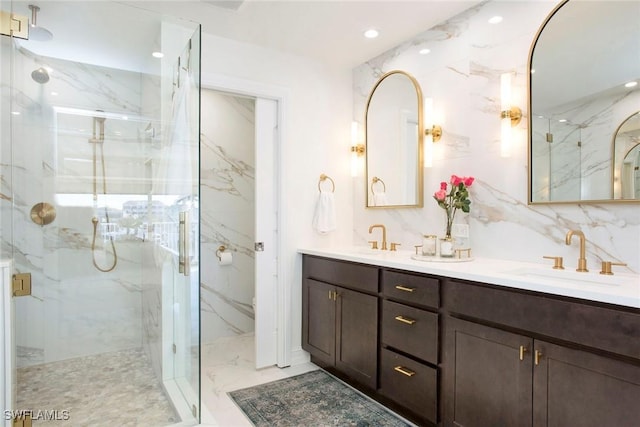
[201,33,353,358]
[352,1,640,274]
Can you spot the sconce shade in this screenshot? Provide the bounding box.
[350,121,365,176]
[500,73,522,158]
[424,98,442,167]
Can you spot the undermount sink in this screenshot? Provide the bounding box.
[503,266,637,287]
[348,247,385,256]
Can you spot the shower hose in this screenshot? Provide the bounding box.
[91,116,117,272]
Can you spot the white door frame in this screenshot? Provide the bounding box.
[200,72,291,368]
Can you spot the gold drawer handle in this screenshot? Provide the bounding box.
[394,315,416,325]
[394,366,416,377]
[395,285,415,293]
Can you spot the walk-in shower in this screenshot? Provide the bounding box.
[2,2,201,425]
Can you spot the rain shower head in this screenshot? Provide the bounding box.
[28,5,53,41]
[31,67,49,84]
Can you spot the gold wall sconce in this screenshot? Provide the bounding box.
[500,72,522,158]
[424,98,443,168]
[350,121,365,177]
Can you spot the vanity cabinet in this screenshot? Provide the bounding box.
[302,256,378,389]
[301,254,640,427]
[443,280,640,427]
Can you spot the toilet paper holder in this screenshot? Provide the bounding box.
[216,245,227,261]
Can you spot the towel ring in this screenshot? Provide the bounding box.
[371,176,386,194]
[318,174,335,193]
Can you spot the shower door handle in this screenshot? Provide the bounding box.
[179,211,190,276]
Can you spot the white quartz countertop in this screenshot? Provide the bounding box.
[299,247,640,309]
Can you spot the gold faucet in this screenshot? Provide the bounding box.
[368,224,387,250]
[565,230,588,272]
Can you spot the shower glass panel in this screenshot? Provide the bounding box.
[3,2,200,425]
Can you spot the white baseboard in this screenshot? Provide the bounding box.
[284,347,310,367]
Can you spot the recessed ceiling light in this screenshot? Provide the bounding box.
[625,81,638,88]
[50,91,58,96]
[152,51,164,58]
[419,48,431,55]
[488,16,503,24]
[11,111,20,115]
[558,119,567,123]
[364,29,379,39]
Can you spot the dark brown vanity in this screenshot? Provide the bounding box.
[301,254,640,427]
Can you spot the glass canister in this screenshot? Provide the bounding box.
[440,237,454,258]
[422,235,437,256]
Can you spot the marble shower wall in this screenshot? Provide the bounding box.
[200,89,256,345]
[353,1,640,272]
[1,45,160,366]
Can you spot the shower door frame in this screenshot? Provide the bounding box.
[200,72,291,368]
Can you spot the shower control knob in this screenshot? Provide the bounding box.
[255,242,265,252]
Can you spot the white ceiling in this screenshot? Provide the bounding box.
[12,0,481,70]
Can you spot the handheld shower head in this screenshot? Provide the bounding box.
[31,67,50,84]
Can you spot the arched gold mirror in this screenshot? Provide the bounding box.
[528,0,640,203]
[365,70,423,208]
[613,112,640,200]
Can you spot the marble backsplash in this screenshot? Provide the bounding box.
[352,1,640,273]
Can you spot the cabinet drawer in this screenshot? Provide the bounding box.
[379,348,438,423]
[382,300,438,364]
[382,270,439,308]
[303,255,378,294]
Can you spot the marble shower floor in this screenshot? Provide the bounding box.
[15,336,318,427]
[16,348,180,426]
[200,333,318,427]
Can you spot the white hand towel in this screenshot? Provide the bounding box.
[312,192,337,234]
[373,192,388,206]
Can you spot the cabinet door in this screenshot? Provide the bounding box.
[302,278,336,366]
[533,340,640,427]
[443,317,533,427]
[336,287,378,389]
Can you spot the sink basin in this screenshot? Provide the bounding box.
[503,267,637,287]
[346,247,385,256]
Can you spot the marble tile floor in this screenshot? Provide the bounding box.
[16,348,180,426]
[200,333,318,427]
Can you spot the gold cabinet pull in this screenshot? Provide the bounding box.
[519,345,528,361]
[394,366,416,377]
[395,285,415,293]
[535,350,543,366]
[394,315,416,325]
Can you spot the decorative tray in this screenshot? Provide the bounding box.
[411,254,474,263]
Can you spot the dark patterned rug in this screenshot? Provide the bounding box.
[228,369,413,426]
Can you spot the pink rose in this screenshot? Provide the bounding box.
[450,175,463,186]
[463,176,474,186]
[440,181,447,190]
[434,189,447,201]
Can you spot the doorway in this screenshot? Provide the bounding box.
[199,88,280,378]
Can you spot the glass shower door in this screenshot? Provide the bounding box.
[3,3,200,425]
